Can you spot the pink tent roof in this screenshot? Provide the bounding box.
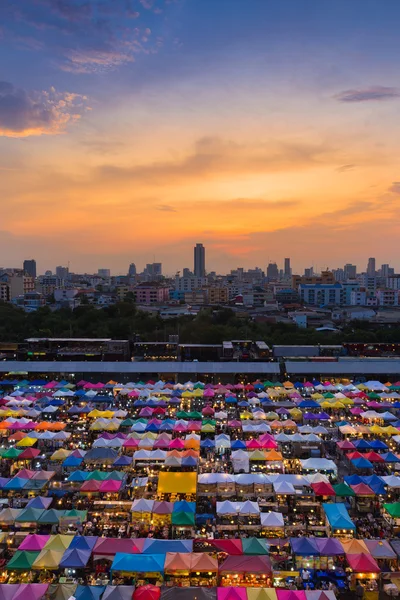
[94,537,144,555]
[276,592,306,600]
[80,480,102,492]
[219,555,272,574]
[208,539,243,555]
[169,438,185,449]
[99,480,122,493]
[123,438,139,447]
[246,439,262,449]
[18,534,50,551]
[346,553,380,573]
[13,584,49,600]
[217,588,247,600]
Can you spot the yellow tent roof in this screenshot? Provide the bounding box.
[44,535,74,552]
[311,393,324,400]
[247,589,277,600]
[158,472,197,494]
[88,409,102,418]
[16,437,37,447]
[50,449,71,460]
[368,424,384,434]
[32,549,64,570]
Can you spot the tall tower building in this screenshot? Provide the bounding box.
[284,258,291,277]
[128,263,137,277]
[344,263,357,280]
[194,243,206,277]
[23,259,36,279]
[367,257,376,276]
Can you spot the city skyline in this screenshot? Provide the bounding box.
[2,0,400,272]
[14,253,397,278]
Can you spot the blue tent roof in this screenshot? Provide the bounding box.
[323,503,355,531]
[67,471,88,482]
[4,477,28,490]
[351,457,373,469]
[369,440,388,450]
[290,537,320,555]
[173,501,196,513]
[142,539,193,554]
[63,456,84,467]
[382,452,400,463]
[344,474,363,486]
[60,548,91,568]
[75,586,106,600]
[111,553,165,573]
[113,456,132,466]
[299,400,320,408]
[200,439,215,448]
[231,440,246,449]
[69,536,98,551]
[353,439,371,449]
[182,457,198,467]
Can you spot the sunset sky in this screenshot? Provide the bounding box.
[1,0,400,275]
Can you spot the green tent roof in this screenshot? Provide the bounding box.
[86,470,108,480]
[171,511,195,526]
[15,508,45,523]
[333,483,356,497]
[384,503,400,518]
[3,448,23,458]
[7,551,39,570]
[38,509,66,524]
[242,537,269,555]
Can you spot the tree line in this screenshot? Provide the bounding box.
[0,302,399,345]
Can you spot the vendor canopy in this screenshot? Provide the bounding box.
[160,588,217,600]
[346,553,380,573]
[323,503,355,531]
[111,553,165,574]
[219,555,272,574]
[157,472,197,494]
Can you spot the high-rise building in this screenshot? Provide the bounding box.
[344,263,357,280]
[304,267,314,278]
[367,257,376,276]
[143,263,162,280]
[380,264,390,278]
[266,262,279,280]
[98,269,111,278]
[55,266,69,280]
[23,259,36,279]
[194,243,206,277]
[128,263,137,277]
[284,258,291,277]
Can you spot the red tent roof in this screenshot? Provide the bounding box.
[364,452,385,462]
[350,483,375,496]
[311,482,336,496]
[346,553,380,573]
[207,539,243,555]
[219,555,272,574]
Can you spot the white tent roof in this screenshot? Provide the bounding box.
[260,511,284,527]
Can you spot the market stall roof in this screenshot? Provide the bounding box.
[102,586,136,600]
[290,538,319,556]
[157,472,197,494]
[345,553,380,573]
[219,555,272,574]
[111,553,165,574]
[323,503,355,530]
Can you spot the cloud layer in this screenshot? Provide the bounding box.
[0,82,88,137]
[335,86,400,103]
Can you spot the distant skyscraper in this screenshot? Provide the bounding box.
[367,257,376,276]
[381,264,390,278]
[56,266,69,280]
[284,258,291,277]
[128,263,137,277]
[267,262,279,280]
[23,259,36,279]
[304,267,314,277]
[344,263,357,279]
[194,243,206,277]
[98,269,111,278]
[143,263,162,280]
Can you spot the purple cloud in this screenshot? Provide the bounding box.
[335,86,400,102]
[0,82,88,137]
